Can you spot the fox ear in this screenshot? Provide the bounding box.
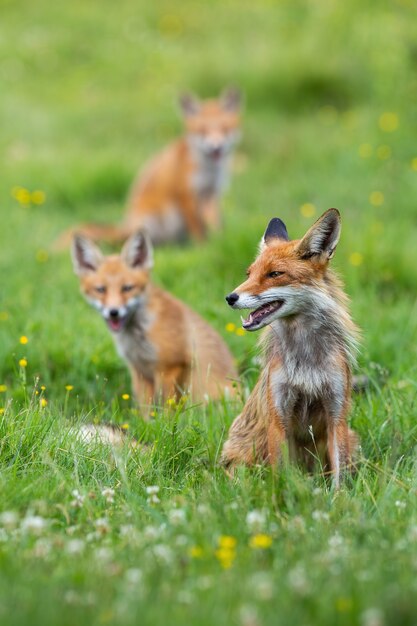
[297,208,341,260]
[71,235,104,275]
[220,87,242,112]
[179,92,200,117]
[121,231,153,269]
[260,217,289,251]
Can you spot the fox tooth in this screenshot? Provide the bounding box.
[240,315,245,324]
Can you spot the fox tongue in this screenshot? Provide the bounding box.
[242,302,283,329]
[108,319,123,331]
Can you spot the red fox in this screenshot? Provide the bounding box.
[221,209,360,486]
[71,230,238,413]
[59,89,241,248]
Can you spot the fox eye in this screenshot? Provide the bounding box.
[267,271,284,278]
[95,286,106,294]
[121,284,134,293]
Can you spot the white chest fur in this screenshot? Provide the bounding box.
[191,153,230,198]
[112,313,157,380]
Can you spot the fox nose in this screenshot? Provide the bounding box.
[109,308,119,319]
[225,292,239,306]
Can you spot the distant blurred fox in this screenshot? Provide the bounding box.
[59,89,242,248]
[222,209,360,486]
[72,230,238,412]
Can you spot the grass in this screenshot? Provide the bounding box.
[1,0,417,624]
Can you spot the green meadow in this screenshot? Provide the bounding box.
[1,0,417,624]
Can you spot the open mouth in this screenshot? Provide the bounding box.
[106,317,127,332]
[242,300,284,331]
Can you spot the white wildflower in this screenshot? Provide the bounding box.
[153,544,173,564]
[0,511,19,529]
[395,500,406,510]
[143,525,160,541]
[239,604,260,626]
[125,568,143,585]
[168,508,186,526]
[66,539,85,555]
[146,485,160,495]
[178,590,193,605]
[70,489,85,508]
[94,518,110,535]
[291,515,306,534]
[361,608,384,626]
[120,524,135,538]
[196,576,213,590]
[95,547,113,562]
[101,488,115,504]
[196,504,209,516]
[312,510,330,522]
[32,538,51,558]
[288,564,310,596]
[175,534,188,547]
[250,572,274,600]
[21,515,47,535]
[246,510,266,532]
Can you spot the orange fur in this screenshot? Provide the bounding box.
[72,231,238,414]
[221,210,360,485]
[56,89,241,248]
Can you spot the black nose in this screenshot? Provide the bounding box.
[225,292,239,306]
[109,308,119,318]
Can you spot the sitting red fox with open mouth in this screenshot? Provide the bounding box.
[222,209,360,486]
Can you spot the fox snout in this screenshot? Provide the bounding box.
[225,292,239,307]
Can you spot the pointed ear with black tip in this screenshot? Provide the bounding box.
[220,87,242,112]
[121,231,153,270]
[178,92,200,118]
[297,208,341,260]
[71,234,104,275]
[260,217,289,251]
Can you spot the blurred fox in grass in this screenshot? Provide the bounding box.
[222,209,360,486]
[58,88,242,248]
[72,230,238,415]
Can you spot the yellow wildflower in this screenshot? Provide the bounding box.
[40,398,48,408]
[300,203,316,218]
[14,187,31,205]
[19,358,27,368]
[20,335,28,344]
[0,408,4,415]
[121,423,129,430]
[189,546,204,558]
[349,252,363,266]
[35,249,49,263]
[0,385,7,393]
[219,535,237,549]
[166,397,176,406]
[235,328,246,336]
[249,534,273,549]
[225,322,236,332]
[369,191,384,206]
[121,393,130,400]
[335,597,353,612]
[31,190,46,205]
[65,385,74,391]
[215,547,235,569]
[40,385,46,391]
[379,112,399,133]
[358,143,372,158]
